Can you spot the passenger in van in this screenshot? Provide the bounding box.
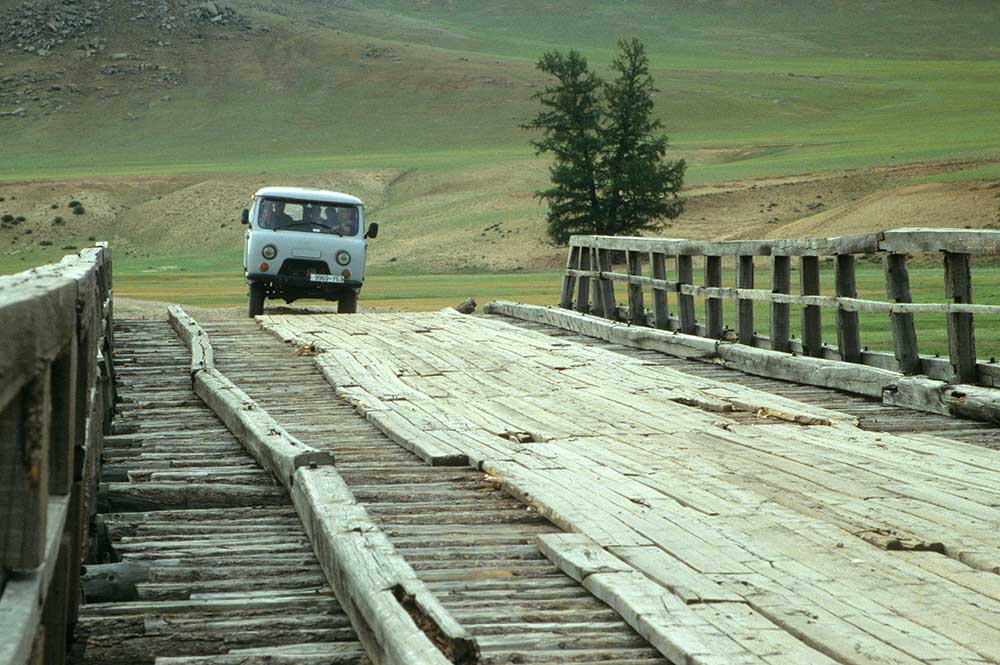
[302,204,323,226]
[323,207,358,235]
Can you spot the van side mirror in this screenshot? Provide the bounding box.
[365,222,379,239]
[240,209,249,225]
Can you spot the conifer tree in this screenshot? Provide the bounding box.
[522,50,604,244]
[524,39,686,244]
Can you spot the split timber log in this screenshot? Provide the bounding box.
[74,616,354,665]
[193,369,335,489]
[82,562,150,603]
[292,466,478,665]
[167,304,214,374]
[98,482,289,513]
[485,300,1000,423]
[155,642,369,664]
[167,305,335,489]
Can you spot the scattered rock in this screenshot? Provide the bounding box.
[455,297,476,315]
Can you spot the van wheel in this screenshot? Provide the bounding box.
[339,290,358,314]
[248,283,266,317]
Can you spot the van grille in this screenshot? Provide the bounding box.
[279,259,330,278]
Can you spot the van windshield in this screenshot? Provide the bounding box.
[257,198,360,236]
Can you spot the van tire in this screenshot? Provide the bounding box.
[248,282,266,317]
[339,290,358,314]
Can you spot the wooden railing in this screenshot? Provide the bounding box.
[560,229,1000,387]
[0,245,115,665]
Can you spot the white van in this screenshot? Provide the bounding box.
[241,187,378,317]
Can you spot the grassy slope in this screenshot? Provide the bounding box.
[2,0,1000,346]
[3,0,1000,180]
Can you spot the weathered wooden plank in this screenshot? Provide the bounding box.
[626,250,645,325]
[575,247,591,314]
[596,248,617,320]
[1,370,51,571]
[884,253,920,374]
[49,340,77,496]
[769,256,791,353]
[943,252,977,384]
[192,368,335,489]
[880,227,1000,255]
[799,256,822,357]
[736,255,754,345]
[167,305,214,374]
[292,467,475,665]
[649,252,669,330]
[559,246,579,310]
[568,232,882,257]
[704,256,723,339]
[676,255,696,335]
[0,497,71,665]
[835,254,862,364]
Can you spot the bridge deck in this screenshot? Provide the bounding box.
[258,310,1000,665]
[71,320,367,665]
[202,319,670,664]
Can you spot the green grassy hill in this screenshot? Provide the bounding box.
[1,0,999,274]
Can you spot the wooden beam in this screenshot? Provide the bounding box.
[736,255,754,345]
[799,256,822,357]
[575,246,591,314]
[649,252,669,330]
[944,252,977,384]
[704,256,723,339]
[597,248,617,320]
[835,254,862,364]
[884,253,920,374]
[676,255,696,335]
[770,256,791,353]
[559,246,579,309]
[626,251,645,325]
[1,369,51,570]
[568,232,882,257]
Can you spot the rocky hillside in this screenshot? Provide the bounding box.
[1,0,256,119]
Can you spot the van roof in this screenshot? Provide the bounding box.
[254,187,363,206]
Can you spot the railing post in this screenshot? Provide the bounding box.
[575,247,591,314]
[1,367,52,569]
[560,245,579,309]
[884,253,920,374]
[705,255,723,339]
[49,341,78,496]
[736,255,754,345]
[770,255,791,353]
[676,254,696,334]
[626,250,645,325]
[596,248,617,320]
[800,256,822,357]
[650,251,669,330]
[835,254,862,363]
[944,251,977,383]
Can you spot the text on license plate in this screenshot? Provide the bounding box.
[309,274,344,283]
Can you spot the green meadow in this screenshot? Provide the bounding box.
[2,1,1000,183]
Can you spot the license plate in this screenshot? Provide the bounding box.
[309,273,344,283]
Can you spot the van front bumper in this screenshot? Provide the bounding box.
[247,272,363,290]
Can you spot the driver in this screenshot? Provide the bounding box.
[271,201,293,227]
[326,207,358,235]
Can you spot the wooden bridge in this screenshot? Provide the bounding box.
[2,230,999,665]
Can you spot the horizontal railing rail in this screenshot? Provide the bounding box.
[560,228,1000,387]
[0,244,115,665]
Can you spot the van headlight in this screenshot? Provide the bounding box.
[335,250,351,266]
[261,244,277,260]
